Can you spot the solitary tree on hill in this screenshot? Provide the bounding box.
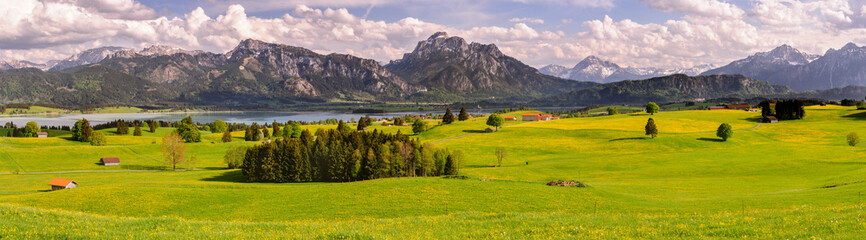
[607,107,618,115]
[486,114,504,131]
[442,108,455,124]
[716,123,733,141]
[148,121,157,133]
[458,107,469,121]
[494,147,507,167]
[645,118,658,139]
[646,102,659,115]
[162,132,186,171]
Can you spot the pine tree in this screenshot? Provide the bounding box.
[272,121,282,138]
[337,120,346,132]
[133,124,142,136]
[442,108,455,124]
[262,126,271,139]
[149,121,157,133]
[222,130,233,143]
[458,107,469,121]
[645,118,658,139]
[244,127,252,141]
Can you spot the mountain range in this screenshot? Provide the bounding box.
[3,34,866,107]
[538,56,717,83]
[0,33,595,106]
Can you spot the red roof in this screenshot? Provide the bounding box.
[727,104,750,108]
[48,178,77,187]
[540,115,552,118]
[102,157,120,163]
[522,113,540,116]
[504,116,517,119]
[36,132,48,135]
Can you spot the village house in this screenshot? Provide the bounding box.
[48,178,78,191]
[102,157,120,166]
[708,106,726,110]
[36,132,48,138]
[503,116,517,121]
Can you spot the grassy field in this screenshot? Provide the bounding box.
[1,106,865,239]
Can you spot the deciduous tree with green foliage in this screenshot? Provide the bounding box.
[442,108,455,124]
[23,121,39,137]
[412,118,427,134]
[71,119,93,142]
[176,116,201,143]
[645,118,658,139]
[458,107,469,121]
[262,127,270,139]
[90,132,107,146]
[847,132,860,146]
[716,123,733,141]
[607,107,618,115]
[486,114,504,131]
[646,102,659,115]
[211,120,227,133]
[224,146,248,169]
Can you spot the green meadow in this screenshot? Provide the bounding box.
[1,106,865,239]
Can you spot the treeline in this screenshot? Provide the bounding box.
[242,129,462,183]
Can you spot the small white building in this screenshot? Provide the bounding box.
[102,157,120,166]
[49,178,78,191]
[36,132,48,138]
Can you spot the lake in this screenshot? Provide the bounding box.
[0,110,487,127]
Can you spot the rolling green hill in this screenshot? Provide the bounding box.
[1,106,865,238]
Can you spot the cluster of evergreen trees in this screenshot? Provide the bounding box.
[116,120,131,135]
[242,129,462,183]
[760,100,805,120]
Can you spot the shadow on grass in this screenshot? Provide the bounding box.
[841,111,866,120]
[466,164,498,168]
[200,169,245,182]
[743,116,763,122]
[121,164,168,170]
[462,130,485,133]
[696,137,724,142]
[609,137,648,142]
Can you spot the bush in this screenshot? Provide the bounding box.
[857,101,866,110]
[224,146,248,169]
[847,132,860,146]
[90,132,107,146]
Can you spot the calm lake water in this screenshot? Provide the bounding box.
[0,110,488,127]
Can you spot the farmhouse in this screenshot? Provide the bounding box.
[523,113,553,121]
[102,157,120,166]
[48,178,78,191]
[708,106,726,110]
[36,132,48,138]
[763,116,778,123]
[726,104,751,110]
[503,116,517,121]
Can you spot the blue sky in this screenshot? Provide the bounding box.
[1,0,864,69]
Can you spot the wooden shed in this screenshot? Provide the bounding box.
[36,132,48,138]
[48,178,78,191]
[102,157,120,166]
[762,116,778,123]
